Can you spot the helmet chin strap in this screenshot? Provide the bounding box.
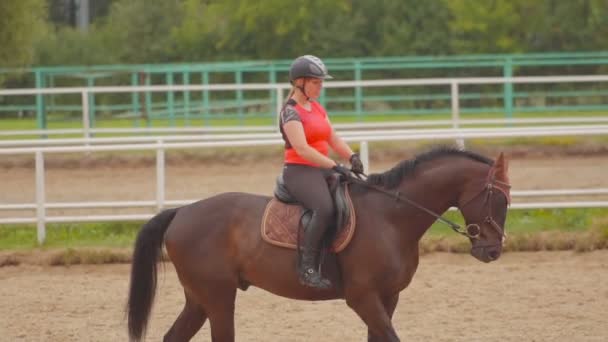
[296,79,310,101]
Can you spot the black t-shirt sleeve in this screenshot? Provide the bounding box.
[281,105,301,125]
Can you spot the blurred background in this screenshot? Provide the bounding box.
[4,0,608,66]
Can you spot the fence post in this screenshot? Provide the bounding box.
[35,151,46,245]
[503,57,514,119]
[35,69,47,132]
[235,70,244,125]
[156,140,165,212]
[359,140,369,172]
[183,71,191,126]
[202,71,210,126]
[355,62,363,121]
[450,81,465,149]
[269,65,277,120]
[82,91,91,141]
[145,71,152,128]
[131,72,140,125]
[167,72,175,127]
[86,77,96,131]
[275,86,284,132]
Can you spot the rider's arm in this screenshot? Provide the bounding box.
[282,121,337,168]
[328,128,355,162]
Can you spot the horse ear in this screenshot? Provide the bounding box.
[494,152,509,180]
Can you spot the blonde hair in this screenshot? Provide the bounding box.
[279,86,297,115]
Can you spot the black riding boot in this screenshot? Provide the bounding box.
[299,247,331,289]
[298,213,332,289]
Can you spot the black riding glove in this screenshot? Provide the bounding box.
[349,153,364,175]
[332,164,351,178]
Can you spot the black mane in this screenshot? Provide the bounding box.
[366,146,493,189]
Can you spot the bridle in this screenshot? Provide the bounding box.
[458,169,511,244]
[347,167,511,241]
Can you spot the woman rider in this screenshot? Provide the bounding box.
[279,55,364,289]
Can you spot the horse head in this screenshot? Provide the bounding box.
[457,152,511,263]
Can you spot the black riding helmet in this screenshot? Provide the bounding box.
[289,55,333,83]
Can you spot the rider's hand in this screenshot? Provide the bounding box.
[349,153,364,175]
[332,164,351,178]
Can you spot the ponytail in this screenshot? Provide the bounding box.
[279,86,296,119]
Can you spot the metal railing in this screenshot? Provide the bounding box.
[2,74,608,143]
[2,51,608,127]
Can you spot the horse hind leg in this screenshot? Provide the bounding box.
[163,291,207,342]
[163,283,237,342]
[180,274,238,342]
[205,285,237,342]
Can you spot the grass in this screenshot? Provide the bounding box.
[0,221,141,250]
[420,208,608,254]
[426,208,608,236]
[0,222,142,266]
[2,110,607,130]
[0,208,606,265]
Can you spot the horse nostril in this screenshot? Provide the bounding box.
[488,250,500,260]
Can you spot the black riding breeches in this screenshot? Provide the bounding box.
[282,164,334,249]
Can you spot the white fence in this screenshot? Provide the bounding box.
[1,127,607,244]
[1,75,608,243]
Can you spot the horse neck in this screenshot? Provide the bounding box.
[388,158,488,244]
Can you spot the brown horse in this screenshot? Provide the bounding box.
[127,147,511,342]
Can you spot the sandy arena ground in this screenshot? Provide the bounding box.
[0,251,607,341]
[0,153,607,341]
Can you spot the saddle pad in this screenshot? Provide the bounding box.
[261,196,356,253]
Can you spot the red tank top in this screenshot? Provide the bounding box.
[280,101,332,166]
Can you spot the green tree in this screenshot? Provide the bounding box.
[587,0,608,53]
[48,0,118,26]
[172,0,355,61]
[170,0,229,61]
[20,0,608,68]
[34,26,120,66]
[0,0,47,67]
[346,0,391,56]
[377,0,451,56]
[446,0,608,54]
[102,0,183,63]
[522,0,608,52]
[446,0,527,54]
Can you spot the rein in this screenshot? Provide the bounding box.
[347,176,463,232]
[346,169,510,240]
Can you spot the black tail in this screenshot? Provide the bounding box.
[127,208,178,342]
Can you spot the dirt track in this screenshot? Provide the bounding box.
[1,251,607,341]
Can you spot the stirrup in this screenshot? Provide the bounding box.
[299,267,332,289]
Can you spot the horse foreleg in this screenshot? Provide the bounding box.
[346,292,400,342]
[367,294,400,342]
[163,291,207,342]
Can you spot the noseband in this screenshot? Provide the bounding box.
[348,167,511,241]
[458,171,511,242]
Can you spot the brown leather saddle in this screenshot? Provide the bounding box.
[261,174,356,253]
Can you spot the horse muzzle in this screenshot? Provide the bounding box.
[470,242,502,263]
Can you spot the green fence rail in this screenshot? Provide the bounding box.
[1,51,608,129]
